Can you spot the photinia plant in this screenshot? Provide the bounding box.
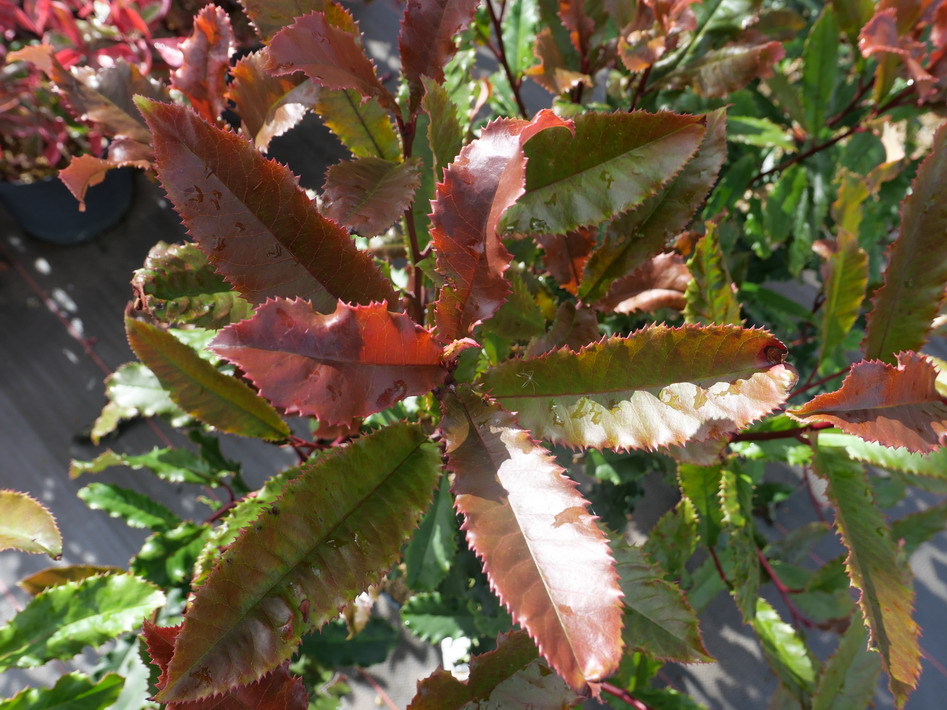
[5,0,947,708]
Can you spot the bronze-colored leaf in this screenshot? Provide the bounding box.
[665,42,786,97]
[595,252,691,314]
[211,299,446,424]
[535,228,597,295]
[526,27,592,95]
[171,5,234,124]
[441,388,623,690]
[790,353,947,453]
[323,157,422,237]
[525,301,600,357]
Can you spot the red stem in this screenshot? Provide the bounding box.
[600,682,652,710]
[629,66,652,111]
[709,546,728,585]
[752,124,862,183]
[757,549,816,630]
[802,465,828,524]
[729,422,832,443]
[792,367,849,398]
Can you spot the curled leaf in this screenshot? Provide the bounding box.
[595,252,691,314]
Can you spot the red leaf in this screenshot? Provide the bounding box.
[558,0,594,55]
[239,0,357,41]
[596,252,692,314]
[323,157,422,236]
[211,299,446,424]
[59,154,150,211]
[432,110,573,342]
[525,301,600,357]
[535,228,597,295]
[526,27,592,95]
[859,8,934,99]
[441,387,624,691]
[266,12,397,113]
[142,621,309,710]
[137,99,396,310]
[228,50,317,152]
[171,5,234,124]
[789,352,947,453]
[665,41,785,97]
[398,0,480,111]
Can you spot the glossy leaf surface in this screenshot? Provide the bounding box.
[126,317,290,441]
[78,483,180,532]
[91,362,189,443]
[0,672,123,710]
[314,89,400,161]
[751,598,817,704]
[0,574,163,671]
[421,77,464,178]
[595,252,691,314]
[863,122,947,362]
[818,230,868,369]
[818,431,947,479]
[17,565,121,596]
[483,325,797,451]
[578,109,726,304]
[789,353,947,453]
[143,622,308,710]
[408,631,577,709]
[266,12,396,112]
[0,490,61,558]
[441,388,623,690]
[323,157,421,236]
[211,299,446,424]
[500,111,706,236]
[684,223,741,325]
[432,111,572,341]
[405,476,457,592]
[156,424,440,701]
[131,242,253,328]
[614,542,711,663]
[171,5,233,124]
[138,99,396,310]
[813,445,920,706]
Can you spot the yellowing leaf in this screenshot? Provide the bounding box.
[789,352,947,453]
[483,325,797,451]
[0,491,61,559]
[684,222,741,325]
[817,230,868,371]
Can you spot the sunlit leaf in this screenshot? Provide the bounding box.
[821,431,947,479]
[0,490,61,558]
[408,631,577,709]
[678,464,724,547]
[790,353,947,453]
[229,50,316,152]
[17,565,120,596]
[58,154,151,211]
[432,110,572,341]
[863,122,947,362]
[535,228,596,295]
[578,109,726,304]
[266,11,396,112]
[0,672,123,710]
[802,8,839,138]
[314,89,401,161]
[812,445,920,706]
[126,316,290,441]
[78,482,180,532]
[483,325,797,451]
[323,157,421,237]
[143,622,308,709]
[131,242,253,328]
[525,27,591,95]
[665,42,785,98]
[595,252,691,315]
[211,299,446,424]
[155,424,440,702]
[683,222,741,325]
[171,5,234,124]
[421,77,464,178]
[499,110,706,236]
[613,542,712,663]
[132,522,210,589]
[70,445,230,485]
[503,0,539,76]
[0,574,164,671]
[817,231,868,371]
[811,617,882,710]
[137,99,396,310]
[441,388,623,690]
[91,362,190,443]
[239,0,350,40]
[399,0,480,111]
[751,598,817,705]
[644,500,698,580]
[405,476,457,592]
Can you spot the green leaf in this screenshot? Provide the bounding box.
[0,490,61,558]
[17,565,122,596]
[91,362,190,444]
[314,88,401,160]
[727,115,794,150]
[401,591,479,644]
[131,242,253,328]
[726,525,760,621]
[578,108,727,304]
[0,672,124,710]
[502,0,539,76]
[482,324,797,451]
[405,476,457,592]
[499,111,707,236]
[891,501,947,558]
[751,598,817,705]
[818,431,947,479]
[300,617,399,667]
[811,617,882,710]
[802,8,839,138]
[486,272,546,340]
[678,464,724,548]
[614,543,712,663]
[408,630,577,710]
[863,122,947,362]
[818,230,868,371]
[126,316,289,441]
[155,423,440,702]
[0,574,164,671]
[761,165,807,257]
[132,522,210,589]
[683,222,742,326]
[812,444,921,706]
[644,499,698,581]
[421,77,464,179]
[70,446,230,485]
[78,483,181,532]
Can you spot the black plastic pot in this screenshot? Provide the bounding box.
[0,167,134,245]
